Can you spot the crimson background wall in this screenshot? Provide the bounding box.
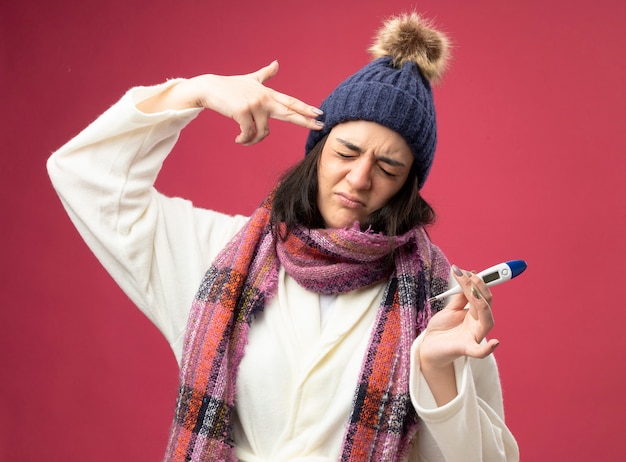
[2,0,625,460]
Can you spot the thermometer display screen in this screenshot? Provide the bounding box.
[482,271,501,284]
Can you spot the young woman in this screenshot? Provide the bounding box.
[47,12,519,462]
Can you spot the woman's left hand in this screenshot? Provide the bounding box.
[420,265,500,370]
[417,265,499,405]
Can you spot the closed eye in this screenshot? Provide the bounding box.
[376,155,407,178]
[378,165,396,177]
[335,150,357,158]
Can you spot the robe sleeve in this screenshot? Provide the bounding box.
[408,334,520,462]
[47,81,249,362]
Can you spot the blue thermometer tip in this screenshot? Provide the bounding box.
[506,260,527,278]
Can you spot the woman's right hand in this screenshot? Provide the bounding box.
[137,61,324,145]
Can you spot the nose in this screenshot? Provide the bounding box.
[345,158,373,190]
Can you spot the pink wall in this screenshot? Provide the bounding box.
[2,0,625,460]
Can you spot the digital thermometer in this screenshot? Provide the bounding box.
[429,260,527,301]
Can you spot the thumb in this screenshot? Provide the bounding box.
[465,339,500,359]
[251,60,280,84]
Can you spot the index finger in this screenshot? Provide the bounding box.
[466,273,495,339]
[271,91,324,130]
[451,266,494,315]
[467,271,493,308]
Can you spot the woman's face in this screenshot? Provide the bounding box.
[317,120,414,229]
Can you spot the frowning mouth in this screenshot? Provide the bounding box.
[336,192,365,209]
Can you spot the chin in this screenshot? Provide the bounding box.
[328,219,361,230]
[321,209,365,230]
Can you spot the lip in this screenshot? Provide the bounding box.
[336,192,365,209]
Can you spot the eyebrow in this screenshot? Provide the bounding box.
[336,137,408,167]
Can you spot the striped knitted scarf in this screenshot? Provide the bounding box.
[164,192,450,462]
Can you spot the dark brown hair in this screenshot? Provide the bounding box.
[270,135,435,238]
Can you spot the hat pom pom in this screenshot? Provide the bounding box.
[368,12,450,83]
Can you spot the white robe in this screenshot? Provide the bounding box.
[47,80,519,461]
